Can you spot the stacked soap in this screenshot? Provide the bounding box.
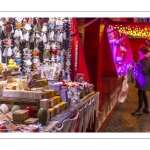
[40,96,67,120]
[45,83,61,96]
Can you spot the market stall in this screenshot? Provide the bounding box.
[0,17,98,133]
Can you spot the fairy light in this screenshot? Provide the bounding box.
[109,25,150,38]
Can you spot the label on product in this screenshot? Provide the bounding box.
[0,114,5,120]
[7,123,18,132]
[43,121,58,132]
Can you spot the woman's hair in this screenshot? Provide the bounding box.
[139,45,150,54]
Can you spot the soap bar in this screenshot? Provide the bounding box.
[24,118,39,125]
[43,90,55,98]
[48,96,61,108]
[2,90,20,97]
[20,91,34,99]
[48,84,61,95]
[60,89,68,102]
[48,84,61,91]
[57,102,67,111]
[48,108,54,117]
[53,104,60,115]
[40,99,48,110]
[20,91,42,99]
[34,91,43,99]
[42,92,50,99]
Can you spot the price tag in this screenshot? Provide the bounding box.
[43,121,58,132]
[6,112,13,121]
[7,123,18,132]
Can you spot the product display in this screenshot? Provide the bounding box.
[0,17,97,133]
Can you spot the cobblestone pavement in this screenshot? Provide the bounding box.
[102,82,150,132]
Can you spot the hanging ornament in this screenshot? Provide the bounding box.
[38,18,44,27]
[33,18,37,26]
[15,17,23,23]
[75,40,78,71]
[43,18,49,23]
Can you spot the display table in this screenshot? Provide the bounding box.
[42,92,99,132]
[0,92,99,133]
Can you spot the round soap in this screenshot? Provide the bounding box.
[11,105,20,112]
[25,106,34,117]
[0,104,9,114]
[37,108,47,125]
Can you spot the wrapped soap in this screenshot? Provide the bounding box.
[2,90,20,97]
[40,99,49,110]
[48,96,61,108]
[2,90,12,97]
[53,105,60,115]
[48,83,61,95]
[43,90,55,97]
[33,91,43,99]
[20,91,34,99]
[35,79,48,87]
[42,92,50,99]
[24,118,39,125]
[57,102,66,111]
[60,89,68,102]
[48,108,54,117]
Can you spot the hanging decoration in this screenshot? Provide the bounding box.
[75,40,78,71]
[0,17,71,81]
[107,27,133,77]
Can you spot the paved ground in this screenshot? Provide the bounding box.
[102,81,150,132]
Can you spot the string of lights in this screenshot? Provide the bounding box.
[108,24,150,38]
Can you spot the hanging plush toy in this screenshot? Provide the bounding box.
[23,20,32,45]
[41,23,48,43]
[14,19,23,48]
[3,38,13,58]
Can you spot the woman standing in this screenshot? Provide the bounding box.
[132,45,150,115]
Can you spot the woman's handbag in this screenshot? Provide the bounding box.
[131,68,147,88]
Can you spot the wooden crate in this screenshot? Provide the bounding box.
[0,97,40,117]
